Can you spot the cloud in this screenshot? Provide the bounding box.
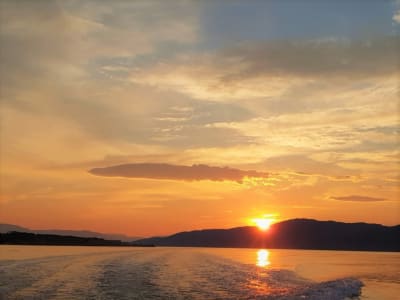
[331,195,386,202]
[221,37,398,77]
[0,1,257,151]
[393,10,400,23]
[130,37,399,101]
[0,0,200,99]
[89,163,268,183]
[263,154,358,178]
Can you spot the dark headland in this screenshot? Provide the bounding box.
[0,231,154,247]
[135,219,400,252]
[0,223,142,242]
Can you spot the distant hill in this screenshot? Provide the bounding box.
[135,219,400,252]
[0,223,141,242]
[0,231,153,247]
[0,224,31,233]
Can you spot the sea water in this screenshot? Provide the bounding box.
[0,246,398,299]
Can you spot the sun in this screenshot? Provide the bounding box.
[248,214,278,231]
[253,218,273,231]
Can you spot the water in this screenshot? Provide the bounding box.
[0,246,398,299]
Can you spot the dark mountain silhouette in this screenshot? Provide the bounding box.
[0,223,141,242]
[135,219,400,251]
[0,231,153,247]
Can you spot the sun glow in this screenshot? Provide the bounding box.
[254,218,272,230]
[251,215,276,231]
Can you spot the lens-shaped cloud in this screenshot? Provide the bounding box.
[89,163,268,183]
[331,195,386,202]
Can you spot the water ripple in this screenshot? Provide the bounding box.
[0,247,366,300]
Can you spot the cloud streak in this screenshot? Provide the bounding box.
[331,195,386,202]
[89,163,268,183]
[130,37,399,101]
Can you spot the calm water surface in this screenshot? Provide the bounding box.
[0,246,398,299]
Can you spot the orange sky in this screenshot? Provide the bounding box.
[0,1,399,236]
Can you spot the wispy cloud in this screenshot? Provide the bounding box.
[130,37,398,101]
[393,10,400,23]
[0,0,200,95]
[331,195,386,202]
[393,0,400,24]
[89,163,268,183]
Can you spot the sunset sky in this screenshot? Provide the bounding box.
[0,0,399,236]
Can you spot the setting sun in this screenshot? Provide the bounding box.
[253,218,273,231]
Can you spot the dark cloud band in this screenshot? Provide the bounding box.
[331,195,386,202]
[89,163,268,183]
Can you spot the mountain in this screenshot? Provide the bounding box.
[0,224,31,233]
[0,231,153,247]
[0,223,141,242]
[135,219,400,251]
[34,230,142,242]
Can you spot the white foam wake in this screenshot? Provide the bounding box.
[281,277,363,300]
[0,247,365,300]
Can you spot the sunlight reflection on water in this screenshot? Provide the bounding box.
[256,249,270,267]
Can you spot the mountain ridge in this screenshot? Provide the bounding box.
[0,223,142,242]
[135,218,400,251]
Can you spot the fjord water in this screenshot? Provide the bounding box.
[0,246,398,299]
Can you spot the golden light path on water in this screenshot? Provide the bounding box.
[256,249,271,267]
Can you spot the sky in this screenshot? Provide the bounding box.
[0,0,399,236]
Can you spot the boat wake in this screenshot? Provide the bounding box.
[0,248,363,299]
